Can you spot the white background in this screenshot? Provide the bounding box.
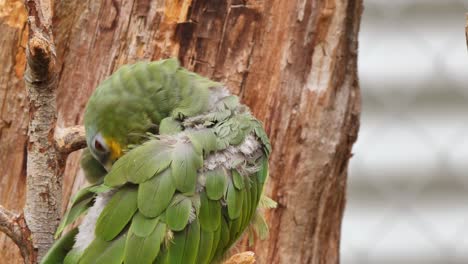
[342,1,468,263]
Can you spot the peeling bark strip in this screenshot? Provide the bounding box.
[24,0,62,261]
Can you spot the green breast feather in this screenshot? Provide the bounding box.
[42,59,274,264]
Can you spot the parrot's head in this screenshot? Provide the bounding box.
[83,72,154,170]
[84,127,124,171]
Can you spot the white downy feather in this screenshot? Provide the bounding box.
[73,190,115,252]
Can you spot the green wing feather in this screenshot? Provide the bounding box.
[240,179,252,232]
[205,168,228,200]
[212,215,231,262]
[232,170,245,190]
[226,178,243,220]
[167,219,201,264]
[196,229,215,264]
[257,157,269,184]
[63,249,81,264]
[228,216,242,248]
[209,224,222,262]
[105,141,172,186]
[248,175,260,225]
[55,183,110,238]
[187,129,218,154]
[124,220,166,264]
[55,197,93,239]
[170,141,203,194]
[71,184,111,205]
[138,168,175,218]
[199,192,221,232]
[129,212,159,237]
[165,194,193,231]
[79,233,127,264]
[41,228,78,264]
[95,186,138,241]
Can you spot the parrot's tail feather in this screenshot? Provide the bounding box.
[40,228,78,264]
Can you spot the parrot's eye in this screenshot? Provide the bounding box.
[93,133,109,153]
[94,139,106,152]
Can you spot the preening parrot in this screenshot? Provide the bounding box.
[42,58,275,264]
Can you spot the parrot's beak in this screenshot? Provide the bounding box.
[103,138,123,171]
[103,150,121,172]
[103,159,114,172]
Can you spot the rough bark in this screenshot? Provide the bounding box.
[0,0,361,263]
[0,206,34,263]
[23,0,62,260]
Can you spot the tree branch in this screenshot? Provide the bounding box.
[0,1,84,263]
[55,125,87,154]
[24,0,62,261]
[0,206,35,264]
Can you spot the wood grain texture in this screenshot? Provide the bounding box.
[0,0,28,261]
[0,0,362,263]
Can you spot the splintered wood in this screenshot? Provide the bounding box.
[224,251,256,264]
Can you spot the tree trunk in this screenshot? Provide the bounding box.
[0,1,29,261]
[0,0,361,263]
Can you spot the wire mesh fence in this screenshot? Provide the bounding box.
[342,1,468,263]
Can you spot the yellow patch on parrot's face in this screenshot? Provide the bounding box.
[105,138,123,161]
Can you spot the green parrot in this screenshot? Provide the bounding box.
[41,58,275,264]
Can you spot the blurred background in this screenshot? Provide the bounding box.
[341,0,468,263]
